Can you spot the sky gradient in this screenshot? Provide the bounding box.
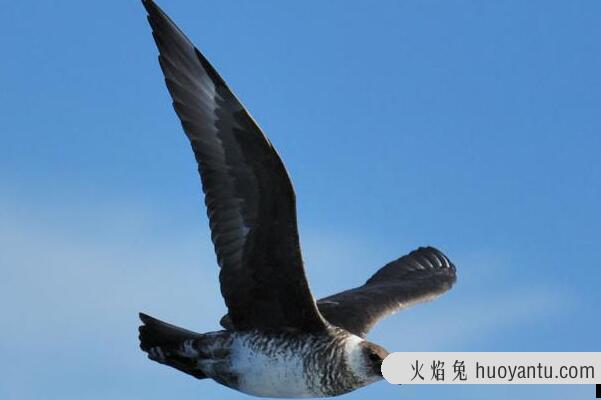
[1,0,600,399]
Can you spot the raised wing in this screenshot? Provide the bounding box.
[317,247,456,337]
[142,0,326,332]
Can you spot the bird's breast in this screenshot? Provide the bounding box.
[227,331,359,398]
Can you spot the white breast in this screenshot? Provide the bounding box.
[229,335,318,398]
[344,335,378,384]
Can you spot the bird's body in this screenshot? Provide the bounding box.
[140,314,387,397]
[140,315,386,397]
[138,0,458,397]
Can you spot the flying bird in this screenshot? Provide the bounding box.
[138,0,457,397]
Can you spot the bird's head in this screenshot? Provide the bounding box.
[358,341,389,380]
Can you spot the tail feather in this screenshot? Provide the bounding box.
[138,312,201,351]
[138,312,206,379]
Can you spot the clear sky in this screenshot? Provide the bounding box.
[1,0,599,399]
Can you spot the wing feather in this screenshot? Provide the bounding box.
[317,247,456,337]
[142,0,326,332]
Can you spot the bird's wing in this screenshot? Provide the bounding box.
[142,0,326,332]
[316,247,456,337]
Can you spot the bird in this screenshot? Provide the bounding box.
[138,0,457,397]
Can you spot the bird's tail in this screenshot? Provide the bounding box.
[138,312,207,379]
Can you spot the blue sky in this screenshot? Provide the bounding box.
[1,0,599,398]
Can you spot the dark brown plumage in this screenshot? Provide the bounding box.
[317,247,456,337]
[144,0,325,333]
[139,0,458,397]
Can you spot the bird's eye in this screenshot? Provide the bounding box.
[369,352,380,362]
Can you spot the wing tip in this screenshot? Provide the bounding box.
[411,246,456,273]
[141,0,160,20]
[141,0,156,13]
